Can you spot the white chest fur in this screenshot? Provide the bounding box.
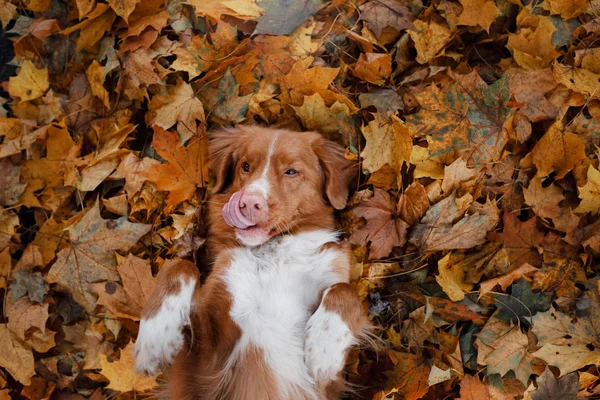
[222,230,346,398]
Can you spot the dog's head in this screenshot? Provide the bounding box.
[209,126,356,247]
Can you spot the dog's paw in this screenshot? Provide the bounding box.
[304,305,354,382]
[134,277,196,375]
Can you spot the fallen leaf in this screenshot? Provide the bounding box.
[523,176,565,220]
[479,263,538,298]
[361,114,412,176]
[353,53,392,86]
[459,374,490,400]
[0,325,35,385]
[408,19,452,64]
[359,0,414,38]
[531,367,579,399]
[531,122,587,179]
[254,0,321,35]
[436,253,473,301]
[100,343,158,392]
[457,0,500,32]
[349,189,409,259]
[8,60,49,102]
[47,201,151,310]
[117,254,156,313]
[141,126,209,209]
[575,165,600,214]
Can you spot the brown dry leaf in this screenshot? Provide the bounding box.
[542,0,588,20]
[93,281,141,320]
[6,297,48,341]
[0,325,35,385]
[575,165,600,214]
[384,352,430,400]
[141,126,209,209]
[479,263,538,298]
[146,78,205,140]
[106,0,139,22]
[349,189,409,260]
[361,114,412,177]
[280,62,340,106]
[501,213,544,268]
[0,158,26,206]
[397,182,429,226]
[100,342,158,392]
[553,64,600,98]
[506,9,559,69]
[359,0,414,38]
[47,201,151,311]
[8,60,49,103]
[457,0,500,32]
[353,53,392,86]
[186,0,262,20]
[408,19,452,64]
[442,157,479,194]
[118,153,159,198]
[409,194,499,251]
[523,176,565,220]
[531,122,587,179]
[117,253,156,312]
[86,60,110,109]
[459,375,490,400]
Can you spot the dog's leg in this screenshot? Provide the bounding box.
[134,259,199,375]
[304,283,370,398]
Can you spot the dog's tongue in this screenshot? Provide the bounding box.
[222,190,256,230]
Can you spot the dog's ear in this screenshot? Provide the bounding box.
[209,128,239,194]
[313,137,357,210]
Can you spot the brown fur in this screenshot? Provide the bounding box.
[140,126,365,400]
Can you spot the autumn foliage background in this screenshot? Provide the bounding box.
[1,0,600,398]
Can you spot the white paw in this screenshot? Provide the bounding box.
[304,307,355,382]
[134,278,196,375]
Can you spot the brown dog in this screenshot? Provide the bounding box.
[134,126,369,399]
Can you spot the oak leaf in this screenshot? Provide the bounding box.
[47,201,151,311]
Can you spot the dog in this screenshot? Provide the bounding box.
[134,126,370,399]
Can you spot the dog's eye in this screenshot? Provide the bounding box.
[242,162,251,173]
[284,169,298,176]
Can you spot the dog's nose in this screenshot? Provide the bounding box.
[239,192,267,222]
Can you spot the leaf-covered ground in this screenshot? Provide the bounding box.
[1,0,600,398]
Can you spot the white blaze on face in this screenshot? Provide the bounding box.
[245,133,280,198]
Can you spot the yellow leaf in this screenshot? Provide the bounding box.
[86,60,110,109]
[353,53,392,86]
[457,0,500,32]
[507,9,559,70]
[553,64,600,98]
[541,0,588,19]
[531,122,587,179]
[291,93,350,134]
[408,19,452,64]
[361,114,412,178]
[8,60,49,103]
[106,0,140,21]
[187,0,262,19]
[575,165,600,214]
[100,343,158,392]
[436,253,473,302]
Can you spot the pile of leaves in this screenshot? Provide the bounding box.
[1,0,600,398]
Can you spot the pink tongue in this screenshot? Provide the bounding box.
[222,191,256,229]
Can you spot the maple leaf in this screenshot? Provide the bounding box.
[254,0,321,35]
[141,126,209,209]
[575,165,600,214]
[146,78,205,140]
[117,253,156,313]
[7,60,49,103]
[456,0,500,33]
[6,296,49,341]
[459,375,490,400]
[436,253,473,301]
[501,213,544,268]
[531,122,587,179]
[384,352,430,400]
[360,114,412,177]
[47,201,151,311]
[409,194,499,251]
[279,62,340,106]
[406,73,512,168]
[292,93,352,135]
[100,343,158,392]
[478,263,538,298]
[204,68,251,124]
[349,189,409,260]
[352,53,392,86]
[359,0,414,39]
[408,19,452,64]
[531,368,579,400]
[532,299,600,375]
[187,0,262,20]
[475,316,534,385]
[0,325,35,385]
